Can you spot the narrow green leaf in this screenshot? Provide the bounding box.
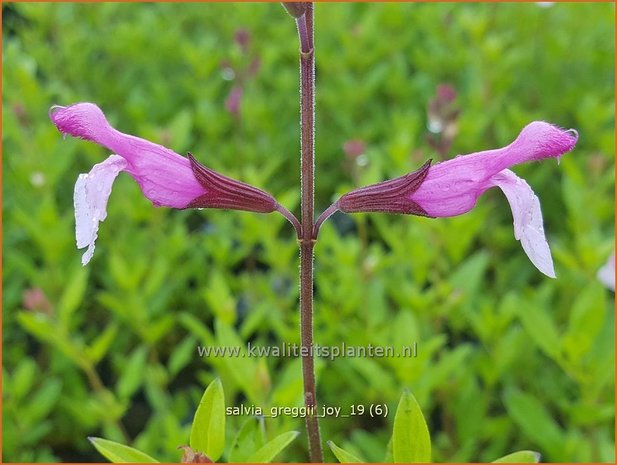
[22,379,62,424]
[492,450,541,463]
[17,311,58,341]
[392,389,431,463]
[179,312,215,344]
[203,272,236,325]
[86,324,118,364]
[190,378,225,461]
[89,437,158,463]
[448,251,490,299]
[327,440,364,463]
[17,312,86,368]
[503,389,563,457]
[229,418,261,463]
[168,336,197,376]
[145,314,175,344]
[563,282,606,362]
[518,296,561,361]
[58,265,89,329]
[247,431,299,463]
[215,320,261,403]
[10,359,37,402]
[117,346,148,400]
[384,437,394,463]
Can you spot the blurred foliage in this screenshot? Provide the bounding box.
[2,2,614,462]
[90,378,299,463]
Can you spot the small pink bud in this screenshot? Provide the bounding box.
[22,288,53,314]
[234,28,250,51]
[343,139,366,159]
[225,86,243,117]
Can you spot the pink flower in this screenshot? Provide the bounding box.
[225,86,243,117]
[338,122,579,277]
[50,103,277,265]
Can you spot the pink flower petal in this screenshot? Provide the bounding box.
[491,169,556,278]
[51,103,206,208]
[74,155,127,265]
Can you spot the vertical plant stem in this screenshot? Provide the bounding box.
[297,3,323,462]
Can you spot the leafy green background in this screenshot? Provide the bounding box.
[3,2,614,462]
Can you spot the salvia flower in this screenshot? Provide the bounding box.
[338,122,579,277]
[50,103,277,265]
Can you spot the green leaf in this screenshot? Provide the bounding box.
[503,389,563,458]
[247,431,300,462]
[392,389,431,463]
[58,265,89,329]
[22,379,62,424]
[492,450,541,463]
[448,252,490,300]
[202,272,236,325]
[190,378,225,461]
[327,440,364,463]
[229,417,263,462]
[17,312,86,368]
[168,336,197,377]
[563,282,606,362]
[215,320,262,403]
[86,324,118,364]
[517,298,561,361]
[10,359,37,402]
[145,315,175,345]
[117,346,148,400]
[384,437,394,463]
[89,437,158,463]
